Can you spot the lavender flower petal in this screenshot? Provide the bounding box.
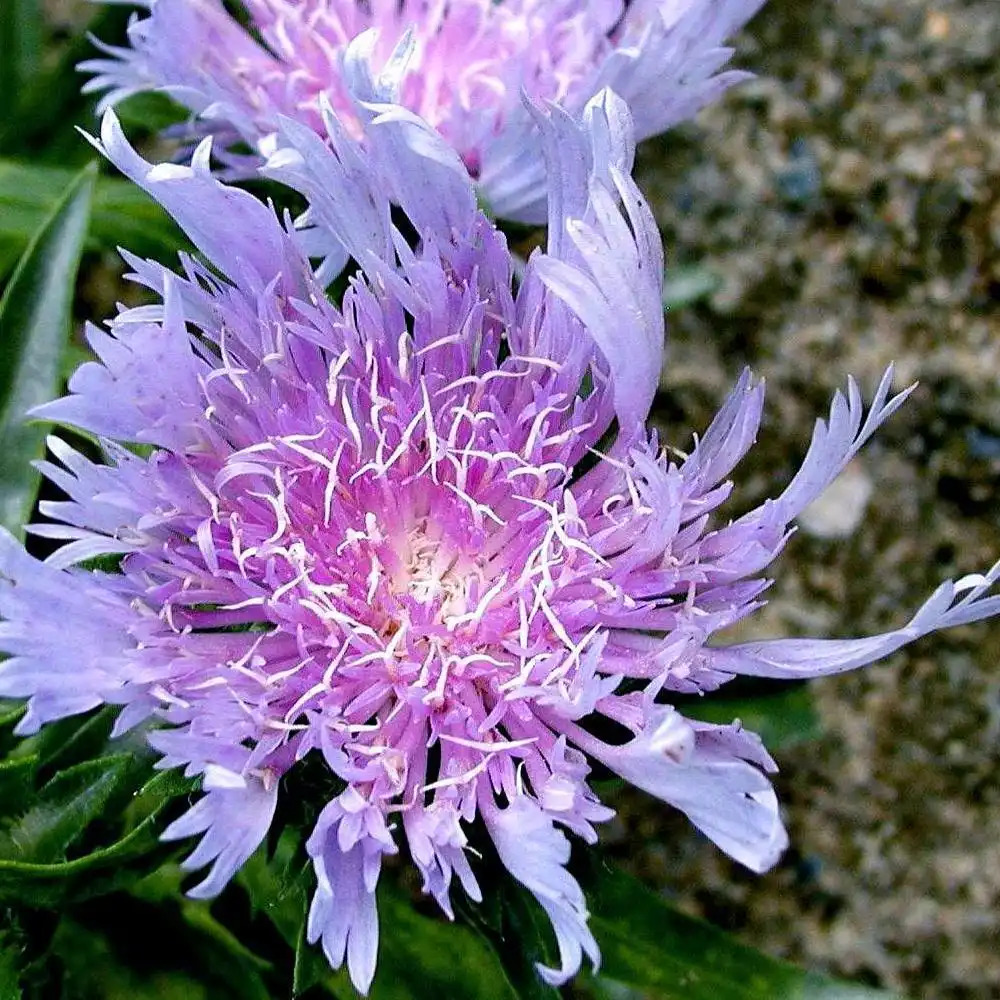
[712,564,1000,678]
[485,795,600,985]
[162,773,278,899]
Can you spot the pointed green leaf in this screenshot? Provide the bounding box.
[0,241,23,286]
[23,706,118,776]
[368,888,518,1000]
[456,881,560,1000]
[583,864,901,1000]
[0,702,23,730]
[0,162,95,536]
[238,837,335,997]
[0,703,26,760]
[239,834,310,948]
[181,900,274,1000]
[293,916,339,998]
[0,768,192,907]
[0,755,132,865]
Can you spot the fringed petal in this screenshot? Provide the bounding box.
[162,774,278,899]
[0,528,143,735]
[532,90,663,432]
[33,275,207,448]
[306,794,396,995]
[580,707,788,873]
[712,561,1000,678]
[88,110,300,289]
[485,795,600,986]
[593,0,766,141]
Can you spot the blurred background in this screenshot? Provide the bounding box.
[3,1,1000,997]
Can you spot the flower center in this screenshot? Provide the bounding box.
[395,527,466,613]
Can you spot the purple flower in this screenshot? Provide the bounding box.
[2,92,998,993]
[81,0,765,222]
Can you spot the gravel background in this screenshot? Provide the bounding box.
[613,1,1000,997]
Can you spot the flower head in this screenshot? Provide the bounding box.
[81,0,765,221]
[2,93,998,993]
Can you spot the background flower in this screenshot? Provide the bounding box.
[81,0,765,221]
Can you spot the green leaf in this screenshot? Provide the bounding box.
[0,755,132,865]
[0,929,22,1000]
[0,768,192,907]
[293,915,339,997]
[0,757,37,821]
[0,0,42,125]
[456,881,560,1000]
[0,163,95,536]
[0,241,24,286]
[181,900,274,992]
[22,707,118,777]
[583,864,900,1000]
[0,159,187,277]
[367,888,518,1000]
[238,835,333,996]
[0,702,24,730]
[0,703,26,759]
[681,684,820,750]
[239,831,310,948]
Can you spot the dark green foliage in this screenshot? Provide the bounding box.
[579,862,900,1000]
[0,164,94,535]
[0,160,188,281]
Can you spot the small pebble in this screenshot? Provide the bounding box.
[799,461,874,539]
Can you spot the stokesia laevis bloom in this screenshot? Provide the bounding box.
[81,0,765,222]
[2,92,999,992]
